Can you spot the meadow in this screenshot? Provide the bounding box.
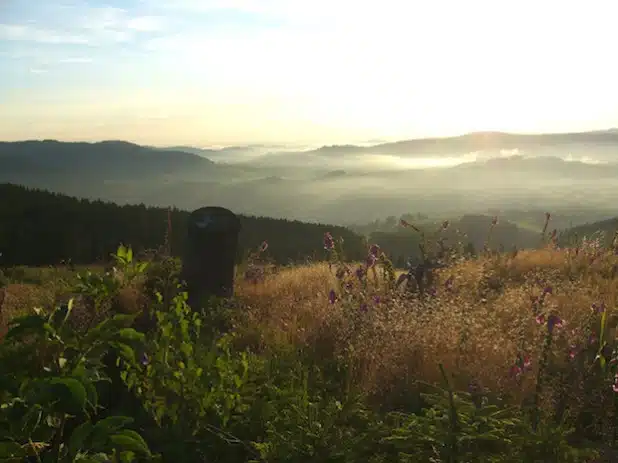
[1,218,618,462]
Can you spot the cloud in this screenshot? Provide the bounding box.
[0,4,166,47]
[0,24,89,44]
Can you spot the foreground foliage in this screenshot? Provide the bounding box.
[2,223,618,461]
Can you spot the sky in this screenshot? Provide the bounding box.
[1,0,618,146]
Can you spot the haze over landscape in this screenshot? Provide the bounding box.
[2,0,618,231]
[7,3,618,461]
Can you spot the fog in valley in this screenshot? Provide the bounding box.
[2,130,618,235]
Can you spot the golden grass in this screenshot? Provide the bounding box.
[3,245,618,407]
[233,246,618,401]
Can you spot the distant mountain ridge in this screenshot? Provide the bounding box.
[0,139,215,179]
[301,129,618,157]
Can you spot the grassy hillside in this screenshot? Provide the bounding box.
[2,220,618,460]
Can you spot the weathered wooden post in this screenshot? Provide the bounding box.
[181,206,242,308]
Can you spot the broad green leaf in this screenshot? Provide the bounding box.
[50,377,88,413]
[90,416,134,449]
[68,421,94,458]
[117,328,145,343]
[110,430,151,457]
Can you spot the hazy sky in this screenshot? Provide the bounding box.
[1,0,617,145]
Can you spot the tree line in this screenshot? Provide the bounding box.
[0,183,366,267]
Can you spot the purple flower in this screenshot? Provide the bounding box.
[355,266,366,280]
[592,302,606,313]
[373,295,381,304]
[547,314,563,334]
[328,289,337,304]
[535,314,546,325]
[366,253,377,268]
[543,286,553,295]
[444,275,454,291]
[140,352,149,366]
[360,303,368,312]
[324,232,335,250]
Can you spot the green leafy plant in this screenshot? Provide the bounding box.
[0,298,155,462]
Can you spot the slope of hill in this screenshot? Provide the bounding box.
[0,183,366,267]
[0,140,215,179]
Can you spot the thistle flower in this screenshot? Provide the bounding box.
[328,289,337,304]
[355,266,366,280]
[360,303,368,312]
[536,314,546,325]
[366,253,377,268]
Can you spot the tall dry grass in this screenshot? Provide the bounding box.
[233,244,618,408]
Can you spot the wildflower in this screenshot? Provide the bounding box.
[536,314,546,325]
[324,232,335,250]
[373,295,381,304]
[444,275,454,291]
[369,244,380,257]
[366,253,377,268]
[355,266,366,280]
[140,352,149,366]
[547,314,563,334]
[569,344,578,359]
[510,364,522,379]
[259,241,268,253]
[360,303,368,312]
[612,374,618,393]
[591,302,605,313]
[543,286,553,295]
[523,355,532,371]
[328,289,337,304]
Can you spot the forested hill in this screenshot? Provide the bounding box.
[0,183,366,267]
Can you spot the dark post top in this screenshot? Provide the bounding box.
[188,206,242,235]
